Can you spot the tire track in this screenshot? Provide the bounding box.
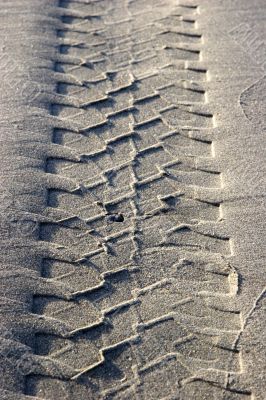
[25,1,249,399]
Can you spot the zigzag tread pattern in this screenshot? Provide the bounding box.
[25,1,250,399]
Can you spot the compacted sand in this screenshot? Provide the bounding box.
[0,1,265,399]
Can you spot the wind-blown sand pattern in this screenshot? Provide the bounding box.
[0,0,265,399]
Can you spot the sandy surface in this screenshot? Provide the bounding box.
[0,1,265,399]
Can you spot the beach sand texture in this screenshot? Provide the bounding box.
[0,0,265,399]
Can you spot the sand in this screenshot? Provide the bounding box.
[0,0,265,399]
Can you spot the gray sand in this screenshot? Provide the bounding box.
[0,0,265,399]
